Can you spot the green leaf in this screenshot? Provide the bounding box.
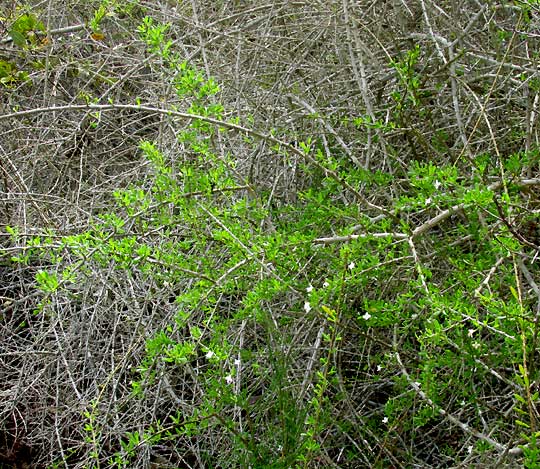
[5,225,17,237]
[516,419,530,428]
[510,286,519,301]
[35,270,59,293]
[10,30,26,47]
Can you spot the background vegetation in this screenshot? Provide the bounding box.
[1,1,540,467]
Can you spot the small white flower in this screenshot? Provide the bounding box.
[461,400,466,406]
[304,302,312,313]
[323,281,329,288]
[205,350,215,359]
[382,416,389,424]
[362,312,371,321]
[306,285,314,293]
[234,358,241,366]
[472,342,481,350]
[377,364,382,372]
[225,375,234,385]
[425,197,432,205]
[434,180,441,190]
[468,445,473,454]
[348,262,355,270]
[467,329,475,338]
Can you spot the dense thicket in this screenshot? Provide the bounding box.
[1,1,540,467]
